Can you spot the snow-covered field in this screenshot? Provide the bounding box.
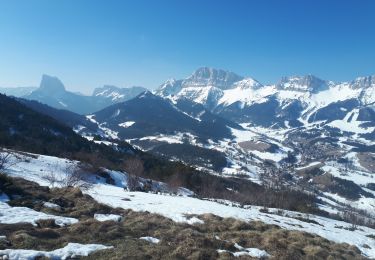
[2,151,375,258]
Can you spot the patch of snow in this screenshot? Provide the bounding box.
[177,187,195,197]
[0,201,78,227]
[296,161,322,170]
[139,236,160,244]
[86,115,119,139]
[93,140,118,146]
[43,202,61,210]
[86,115,97,124]
[118,121,135,128]
[0,243,112,260]
[58,101,67,108]
[98,124,119,139]
[328,119,374,134]
[139,134,184,144]
[233,243,270,258]
[73,125,86,133]
[251,150,285,162]
[218,247,270,258]
[186,216,204,225]
[230,127,258,142]
[94,214,122,222]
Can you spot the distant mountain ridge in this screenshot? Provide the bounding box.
[90,91,238,141]
[155,67,375,138]
[92,85,147,108]
[19,75,147,114]
[0,86,37,97]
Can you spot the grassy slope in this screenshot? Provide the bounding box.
[0,176,366,260]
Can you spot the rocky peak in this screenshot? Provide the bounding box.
[38,74,66,94]
[183,67,244,90]
[277,75,328,93]
[350,75,375,89]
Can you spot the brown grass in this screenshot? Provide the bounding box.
[0,176,367,260]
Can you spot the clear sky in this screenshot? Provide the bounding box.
[0,0,374,94]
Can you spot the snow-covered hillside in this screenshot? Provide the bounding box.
[1,150,375,258]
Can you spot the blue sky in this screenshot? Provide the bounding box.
[0,0,374,93]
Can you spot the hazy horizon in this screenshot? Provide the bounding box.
[2,67,375,96]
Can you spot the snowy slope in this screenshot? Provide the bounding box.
[2,150,375,258]
[86,185,375,258]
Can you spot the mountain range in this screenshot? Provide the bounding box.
[3,68,374,139]
[0,75,147,114]
[156,67,375,132]
[1,68,375,258]
[1,68,375,216]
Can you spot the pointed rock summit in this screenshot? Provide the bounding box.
[39,74,66,94]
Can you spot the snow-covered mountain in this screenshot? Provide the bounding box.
[155,67,258,110]
[92,85,146,103]
[86,91,242,172]
[155,68,375,140]
[24,75,99,114]
[23,75,147,114]
[154,69,375,216]
[90,91,236,140]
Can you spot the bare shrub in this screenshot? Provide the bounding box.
[167,173,185,194]
[123,158,144,191]
[63,163,93,190]
[343,207,359,230]
[0,148,16,173]
[42,162,93,190]
[44,170,59,188]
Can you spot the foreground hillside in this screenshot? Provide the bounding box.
[0,150,374,259]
